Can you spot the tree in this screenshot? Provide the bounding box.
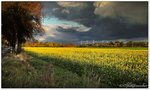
[109,41,114,47]
[126,41,133,47]
[2,2,44,54]
[119,41,124,47]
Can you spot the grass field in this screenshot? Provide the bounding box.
[2,47,148,88]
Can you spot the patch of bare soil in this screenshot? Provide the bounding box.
[3,52,33,62]
[15,53,33,61]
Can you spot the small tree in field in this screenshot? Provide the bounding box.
[2,2,44,54]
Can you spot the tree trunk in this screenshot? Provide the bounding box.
[15,37,21,54]
[11,43,16,53]
[16,43,21,54]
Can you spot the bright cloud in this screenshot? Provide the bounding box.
[57,2,87,8]
[35,23,91,42]
[43,17,91,32]
[76,25,91,32]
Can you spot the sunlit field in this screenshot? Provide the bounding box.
[24,47,148,87]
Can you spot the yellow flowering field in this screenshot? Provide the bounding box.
[24,47,148,87]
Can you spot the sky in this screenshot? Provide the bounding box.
[35,1,148,44]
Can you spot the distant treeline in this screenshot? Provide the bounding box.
[23,40,148,47]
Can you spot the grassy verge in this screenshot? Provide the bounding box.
[2,54,54,88]
[2,53,108,88]
[28,55,109,88]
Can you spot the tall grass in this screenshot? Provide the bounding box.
[2,55,54,88]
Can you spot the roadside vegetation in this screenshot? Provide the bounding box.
[2,52,109,88]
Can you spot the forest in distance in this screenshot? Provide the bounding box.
[22,40,148,47]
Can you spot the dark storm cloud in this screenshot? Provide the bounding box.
[42,2,97,26]
[56,18,148,41]
[41,1,148,43]
[94,2,148,24]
